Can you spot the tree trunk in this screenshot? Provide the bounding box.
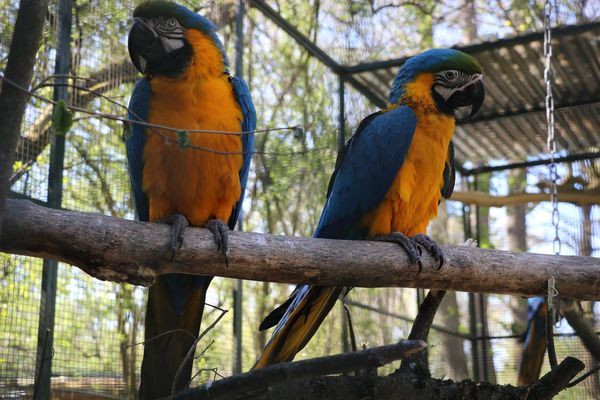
[459,0,478,44]
[437,292,469,380]
[255,281,270,356]
[430,203,468,380]
[507,168,528,374]
[580,204,592,256]
[0,0,51,232]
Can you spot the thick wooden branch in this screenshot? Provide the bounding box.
[173,339,427,399]
[228,356,583,400]
[2,199,600,300]
[450,189,600,207]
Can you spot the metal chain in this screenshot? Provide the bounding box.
[544,0,561,256]
[544,0,560,372]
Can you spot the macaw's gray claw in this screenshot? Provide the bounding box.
[206,219,230,266]
[374,232,423,271]
[158,213,189,261]
[411,233,445,270]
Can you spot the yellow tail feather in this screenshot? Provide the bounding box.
[254,286,342,369]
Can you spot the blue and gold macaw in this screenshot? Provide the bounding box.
[518,297,547,385]
[125,1,255,397]
[254,49,484,367]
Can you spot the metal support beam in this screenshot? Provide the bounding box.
[34,0,72,398]
[337,76,345,151]
[462,100,600,126]
[462,151,600,176]
[232,280,243,374]
[343,22,600,74]
[232,0,245,375]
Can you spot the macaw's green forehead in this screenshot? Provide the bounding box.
[134,1,217,32]
[413,48,482,74]
[134,1,182,19]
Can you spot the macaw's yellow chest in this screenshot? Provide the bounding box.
[143,74,244,226]
[363,110,455,238]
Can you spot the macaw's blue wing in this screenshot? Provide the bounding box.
[228,75,256,229]
[125,78,151,222]
[254,106,417,368]
[518,297,547,385]
[315,106,418,240]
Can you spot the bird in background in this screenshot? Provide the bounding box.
[125,1,255,397]
[517,297,548,385]
[254,48,485,368]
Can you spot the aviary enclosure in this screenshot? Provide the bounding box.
[0,0,599,398]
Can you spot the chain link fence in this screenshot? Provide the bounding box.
[1,1,598,399]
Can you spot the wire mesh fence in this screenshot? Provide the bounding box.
[1,0,599,399]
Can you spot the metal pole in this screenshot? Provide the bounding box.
[337,76,347,353]
[337,75,345,152]
[232,0,245,375]
[33,0,71,398]
[341,302,349,354]
[463,175,479,381]
[472,175,489,382]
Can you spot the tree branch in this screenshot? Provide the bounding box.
[450,189,600,207]
[172,339,428,399]
[561,299,600,362]
[216,356,583,400]
[2,199,600,300]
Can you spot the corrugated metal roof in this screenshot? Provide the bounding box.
[345,23,600,166]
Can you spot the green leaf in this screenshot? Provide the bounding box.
[51,99,73,136]
[177,130,190,149]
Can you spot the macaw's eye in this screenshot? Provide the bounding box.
[167,18,178,27]
[444,70,458,81]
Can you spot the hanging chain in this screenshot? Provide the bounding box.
[543,0,560,371]
[544,0,560,256]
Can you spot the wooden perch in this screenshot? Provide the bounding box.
[450,189,600,207]
[222,355,583,400]
[172,339,427,399]
[2,199,600,300]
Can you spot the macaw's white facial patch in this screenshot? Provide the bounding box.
[433,73,483,100]
[432,85,455,101]
[138,56,147,73]
[160,36,185,52]
[455,104,474,121]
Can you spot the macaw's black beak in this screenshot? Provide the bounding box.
[128,18,166,74]
[450,78,486,121]
[466,79,485,118]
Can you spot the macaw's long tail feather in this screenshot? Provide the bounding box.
[258,294,296,331]
[517,297,547,386]
[254,285,343,369]
[139,274,211,399]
